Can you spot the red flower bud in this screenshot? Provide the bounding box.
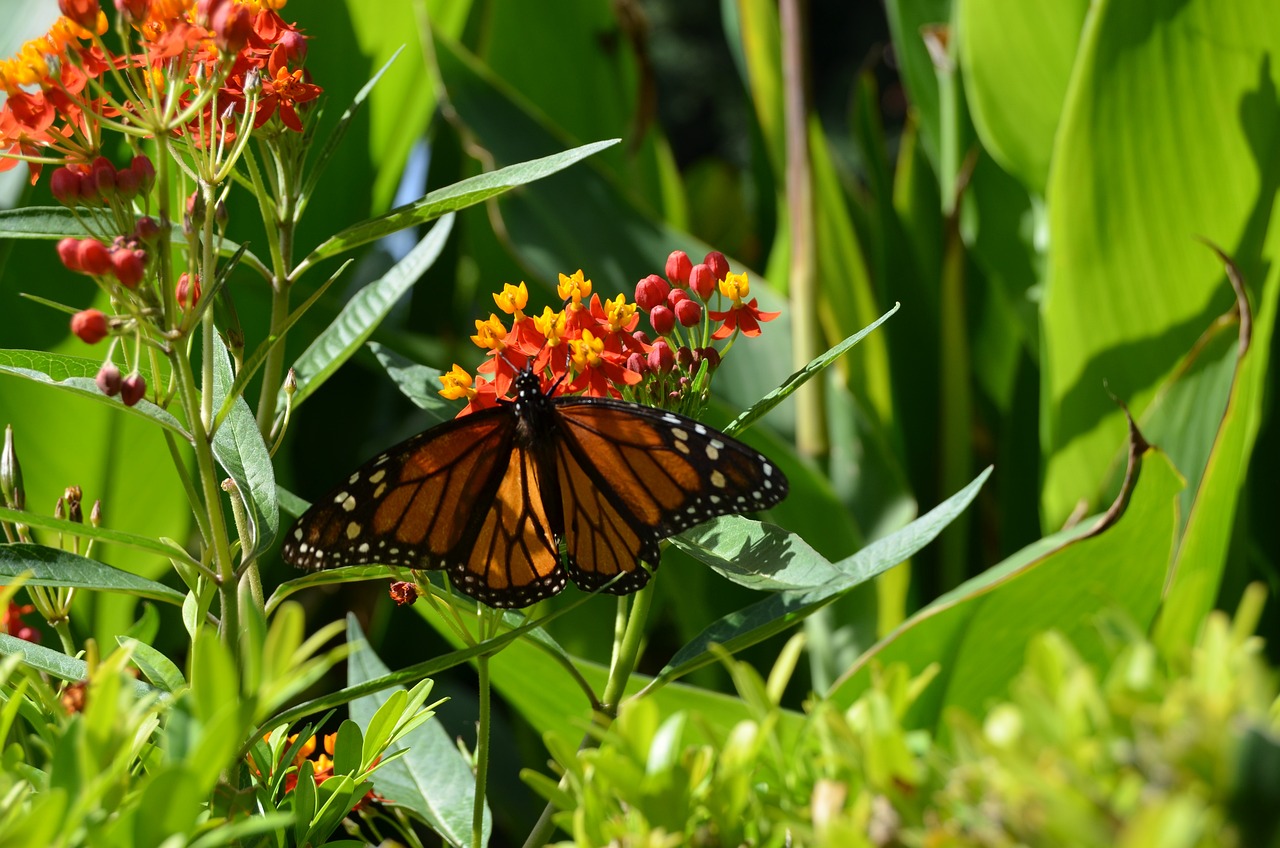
[626,352,648,376]
[77,170,100,204]
[114,0,150,23]
[632,329,652,346]
[176,272,201,309]
[111,247,146,288]
[114,166,139,199]
[50,167,81,205]
[667,288,690,308]
[665,250,692,287]
[77,239,112,276]
[635,274,670,310]
[58,0,100,30]
[95,362,122,396]
[212,2,253,53]
[675,298,702,327]
[120,373,146,407]
[71,309,109,344]
[699,346,721,371]
[133,216,160,242]
[648,340,675,374]
[277,29,308,62]
[57,238,83,272]
[703,251,730,283]
[689,263,716,300]
[131,155,155,194]
[91,156,115,198]
[649,305,675,336]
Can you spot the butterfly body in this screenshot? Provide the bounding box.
[283,367,787,608]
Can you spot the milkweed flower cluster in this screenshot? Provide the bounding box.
[439,250,781,418]
[1,0,315,406]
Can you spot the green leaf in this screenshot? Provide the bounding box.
[1040,0,1280,525]
[347,614,488,848]
[264,565,393,616]
[301,140,618,264]
[210,335,279,558]
[671,517,834,592]
[0,349,191,441]
[117,636,187,693]
[724,305,899,437]
[0,508,196,566]
[0,633,156,697]
[651,467,992,690]
[368,342,454,424]
[0,206,114,239]
[830,447,1181,728]
[283,215,454,416]
[958,0,1089,192]
[0,544,186,604]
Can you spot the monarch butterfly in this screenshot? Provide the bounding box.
[282,366,788,608]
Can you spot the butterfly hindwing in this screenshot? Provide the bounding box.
[450,443,567,608]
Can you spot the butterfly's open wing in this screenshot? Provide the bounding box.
[552,400,787,594]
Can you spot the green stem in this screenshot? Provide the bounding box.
[170,348,239,660]
[599,581,654,718]
[255,283,291,435]
[472,651,491,848]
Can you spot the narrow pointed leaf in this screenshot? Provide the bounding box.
[0,544,185,604]
[211,335,279,557]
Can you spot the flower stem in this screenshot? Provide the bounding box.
[599,580,654,718]
[472,651,492,848]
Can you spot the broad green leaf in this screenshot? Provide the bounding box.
[671,517,833,592]
[830,447,1182,728]
[0,544,185,605]
[210,335,278,558]
[958,0,1089,193]
[117,636,187,693]
[368,342,454,425]
[0,349,190,441]
[1041,0,1280,526]
[344,0,472,211]
[0,506,196,565]
[1155,252,1280,648]
[347,616,486,848]
[0,633,156,697]
[283,215,454,415]
[650,467,991,690]
[0,206,114,239]
[265,565,395,615]
[301,141,617,264]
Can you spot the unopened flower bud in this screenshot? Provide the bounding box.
[703,251,730,283]
[665,250,692,287]
[111,248,146,288]
[635,274,669,311]
[114,0,150,24]
[50,167,81,205]
[78,239,112,276]
[57,238,82,272]
[133,216,159,243]
[243,67,262,96]
[277,28,308,62]
[649,305,674,336]
[91,156,116,198]
[71,309,109,344]
[626,352,647,376]
[284,368,298,396]
[689,263,716,300]
[176,272,201,310]
[64,486,82,523]
[675,298,702,327]
[95,362,122,396]
[58,0,100,32]
[185,191,205,230]
[114,165,139,199]
[648,339,675,373]
[1,425,25,511]
[676,346,695,371]
[667,288,690,308]
[130,155,155,194]
[632,329,652,346]
[389,581,418,606]
[699,346,721,371]
[90,499,102,527]
[214,199,228,228]
[120,373,146,407]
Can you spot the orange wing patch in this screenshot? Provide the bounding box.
[555,439,652,594]
[449,445,566,607]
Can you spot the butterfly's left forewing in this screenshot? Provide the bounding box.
[282,410,515,573]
